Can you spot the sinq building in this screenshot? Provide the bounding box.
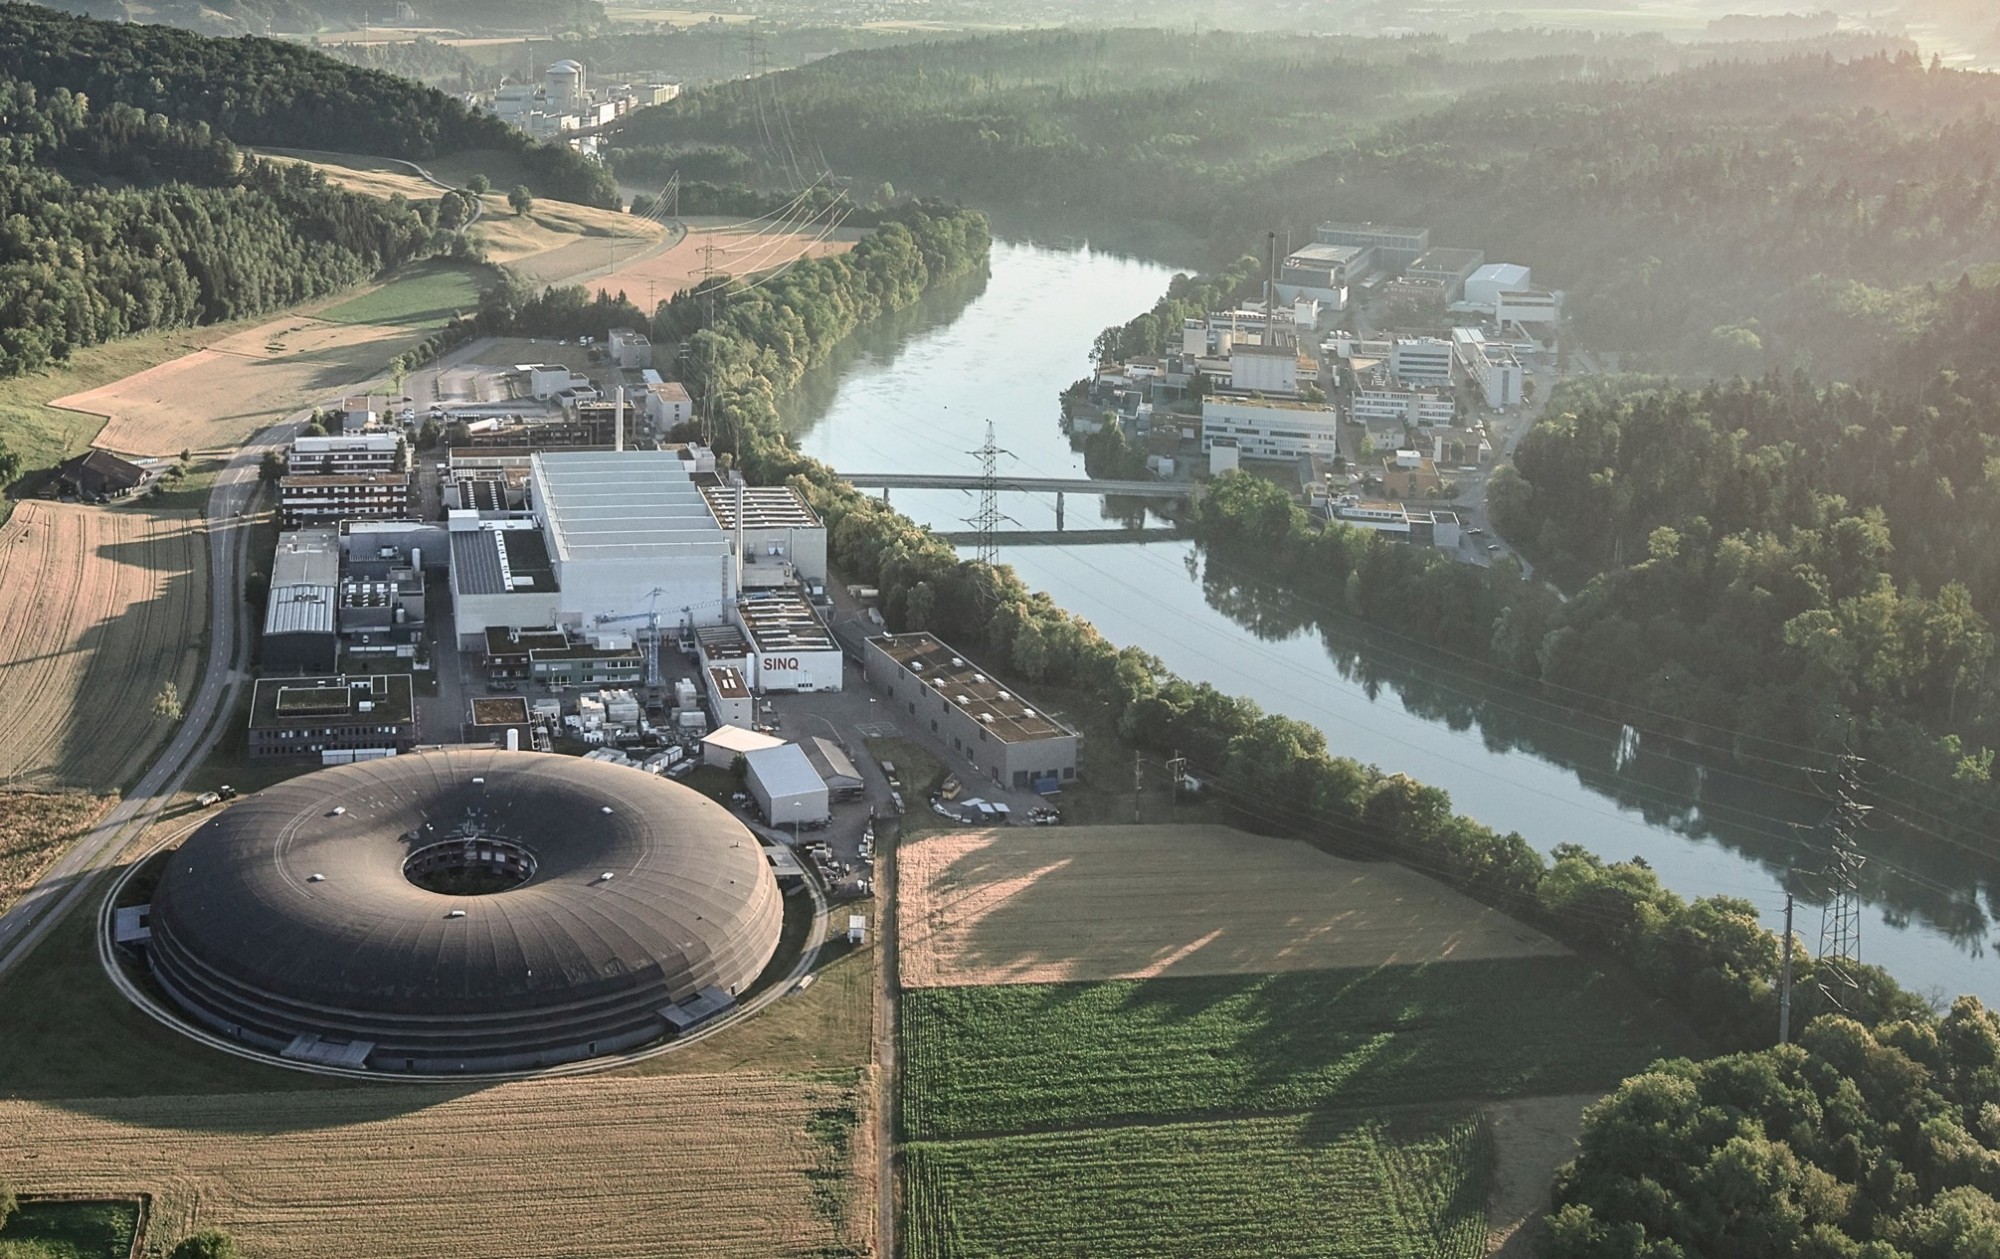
[864,633,1077,792]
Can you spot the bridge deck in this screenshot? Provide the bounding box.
[841,473,1190,497]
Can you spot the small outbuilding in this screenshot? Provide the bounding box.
[804,736,865,800]
[744,743,829,829]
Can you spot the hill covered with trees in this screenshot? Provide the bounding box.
[614,30,2000,375]
[0,6,615,206]
[0,77,440,375]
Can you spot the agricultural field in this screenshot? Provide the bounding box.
[0,1198,141,1259]
[0,1072,874,1259]
[0,793,110,917]
[318,261,488,327]
[899,957,1687,1140]
[904,1109,1490,1259]
[576,215,864,305]
[53,313,431,458]
[896,823,1562,988]
[0,502,206,792]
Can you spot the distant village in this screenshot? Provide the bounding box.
[1078,220,1561,550]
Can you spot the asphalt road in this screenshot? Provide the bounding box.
[0,422,292,983]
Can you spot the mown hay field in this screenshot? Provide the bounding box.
[53,315,431,458]
[0,792,110,916]
[899,957,1687,1141]
[575,215,863,302]
[896,824,1563,989]
[0,1072,875,1259]
[904,1109,1490,1259]
[0,502,206,791]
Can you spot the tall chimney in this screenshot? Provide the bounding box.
[614,384,625,452]
[1266,231,1278,324]
[733,480,745,590]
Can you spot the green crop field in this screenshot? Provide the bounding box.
[904,1110,1490,1259]
[901,956,1688,1140]
[0,1199,141,1259]
[318,261,487,327]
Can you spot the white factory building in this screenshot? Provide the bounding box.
[1201,397,1341,461]
[1463,263,1532,313]
[448,451,738,648]
[531,450,736,634]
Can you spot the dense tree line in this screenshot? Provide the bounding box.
[39,0,606,38]
[620,30,2000,374]
[0,6,615,206]
[1554,1001,2000,1258]
[0,78,440,375]
[477,196,1928,1058]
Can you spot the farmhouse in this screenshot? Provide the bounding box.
[864,632,1078,791]
[56,449,153,500]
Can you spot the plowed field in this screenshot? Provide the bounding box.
[0,502,206,790]
[0,1072,875,1259]
[896,824,1563,988]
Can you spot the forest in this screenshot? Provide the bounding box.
[614,31,2000,374]
[0,7,616,206]
[37,0,607,37]
[1554,1003,2000,1258]
[0,77,441,376]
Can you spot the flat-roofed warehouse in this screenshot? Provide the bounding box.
[701,484,829,585]
[530,450,735,637]
[735,591,843,693]
[141,748,784,1073]
[864,632,1079,791]
[262,528,341,673]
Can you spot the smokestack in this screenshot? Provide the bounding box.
[1266,231,1278,324]
[614,385,625,452]
[733,481,745,590]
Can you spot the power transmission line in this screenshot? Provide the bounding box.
[965,420,1015,567]
[1817,753,1872,1010]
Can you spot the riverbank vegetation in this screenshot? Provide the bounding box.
[616,30,2000,375]
[1553,1000,2000,1258]
[464,181,1997,1256]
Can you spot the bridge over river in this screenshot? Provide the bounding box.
[838,472,1195,535]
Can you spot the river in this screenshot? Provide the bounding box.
[786,237,2000,1005]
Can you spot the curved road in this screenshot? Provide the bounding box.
[0,420,289,983]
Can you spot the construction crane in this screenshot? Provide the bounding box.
[592,588,669,688]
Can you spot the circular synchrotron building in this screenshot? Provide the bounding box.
[144,748,785,1074]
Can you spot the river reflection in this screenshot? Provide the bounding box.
[784,237,2000,1004]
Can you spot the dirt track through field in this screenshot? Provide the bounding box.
[0,502,206,791]
[897,824,1564,989]
[0,1073,874,1259]
[53,317,430,458]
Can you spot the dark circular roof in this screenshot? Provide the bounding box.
[147,748,783,1071]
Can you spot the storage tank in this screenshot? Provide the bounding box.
[546,60,584,111]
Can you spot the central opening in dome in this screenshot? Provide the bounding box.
[403,838,538,895]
